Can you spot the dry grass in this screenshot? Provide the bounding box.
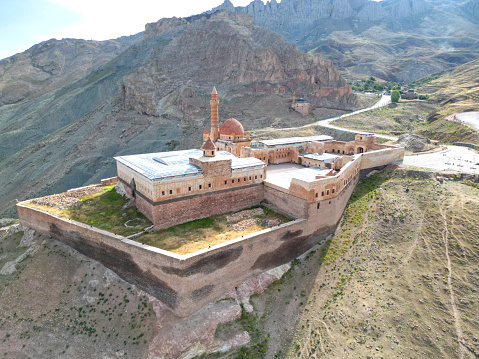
[420,59,479,117]
[24,186,152,237]
[332,101,438,137]
[136,206,291,255]
[285,169,479,358]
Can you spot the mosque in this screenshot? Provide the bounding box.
[114,88,404,229]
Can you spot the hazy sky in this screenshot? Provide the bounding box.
[0,0,265,60]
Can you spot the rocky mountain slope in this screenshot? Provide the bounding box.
[0,11,356,218]
[208,0,479,82]
[0,35,142,106]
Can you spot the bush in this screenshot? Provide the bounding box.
[391,90,400,103]
[418,94,429,100]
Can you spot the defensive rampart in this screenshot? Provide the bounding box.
[17,201,340,318]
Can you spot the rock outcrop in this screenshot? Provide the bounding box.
[208,0,431,33]
[122,11,354,116]
[398,133,431,153]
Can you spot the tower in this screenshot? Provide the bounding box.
[210,87,219,141]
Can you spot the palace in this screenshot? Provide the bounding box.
[18,87,404,317]
[114,88,404,229]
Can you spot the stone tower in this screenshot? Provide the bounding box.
[210,87,219,141]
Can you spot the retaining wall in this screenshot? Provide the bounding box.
[453,142,479,151]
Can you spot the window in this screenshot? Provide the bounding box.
[332,189,335,194]
[315,193,318,198]
[249,176,252,181]
[244,177,247,181]
[225,180,227,185]
[169,190,173,195]
[326,190,329,195]
[255,176,257,179]
[188,187,191,191]
[162,191,165,196]
[199,185,202,190]
[317,203,320,209]
[321,191,324,196]
[232,179,234,183]
[208,183,211,188]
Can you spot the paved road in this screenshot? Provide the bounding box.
[403,145,479,175]
[257,94,394,138]
[447,112,479,132]
[312,95,397,141]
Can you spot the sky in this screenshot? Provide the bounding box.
[0,0,264,60]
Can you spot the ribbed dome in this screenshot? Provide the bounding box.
[220,118,244,137]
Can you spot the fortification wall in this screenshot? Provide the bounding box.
[149,183,265,229]
[122,180,265,229]
[264,186,309,218]
[17,202,333,318]
[358,148,404,170]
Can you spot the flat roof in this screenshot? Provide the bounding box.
[301,153,342,163]
[256,135,334,147]
[114,149,264,181]
[264,167,332,190]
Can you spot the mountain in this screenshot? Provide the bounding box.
[0,11,356,218]
[208,0,479,82]
[0,35,142,106]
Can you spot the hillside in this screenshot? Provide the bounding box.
[0,11,357,219]
[0,35,142,106]
[419,59,479,116]
[2,169,478,358]
[209,0,479,82]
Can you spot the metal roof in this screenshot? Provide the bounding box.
[256,135,333,147]
[114,149,264,181]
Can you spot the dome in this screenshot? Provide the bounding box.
[220,118,244,137]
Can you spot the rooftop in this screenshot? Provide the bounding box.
[114,149,264,181]
[265,167,332,190]
[301,152,344,163]
[254,135,333,148]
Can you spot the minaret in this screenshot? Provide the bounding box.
[210,87,219,141]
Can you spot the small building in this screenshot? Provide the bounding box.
[291,94,311,116]
[401,89,418,100]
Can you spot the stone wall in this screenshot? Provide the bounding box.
[17,202,335,318]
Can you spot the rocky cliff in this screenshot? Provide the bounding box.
[122,11,353,117]
[0,11,355,218]
[208,0,479,82]
[209,0,430,34]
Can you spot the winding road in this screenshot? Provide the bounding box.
[313,95,479,174]
[258,94,479,174]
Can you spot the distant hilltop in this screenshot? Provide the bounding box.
[207,0,430,33]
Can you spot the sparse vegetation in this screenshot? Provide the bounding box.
[136,206,291,255]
